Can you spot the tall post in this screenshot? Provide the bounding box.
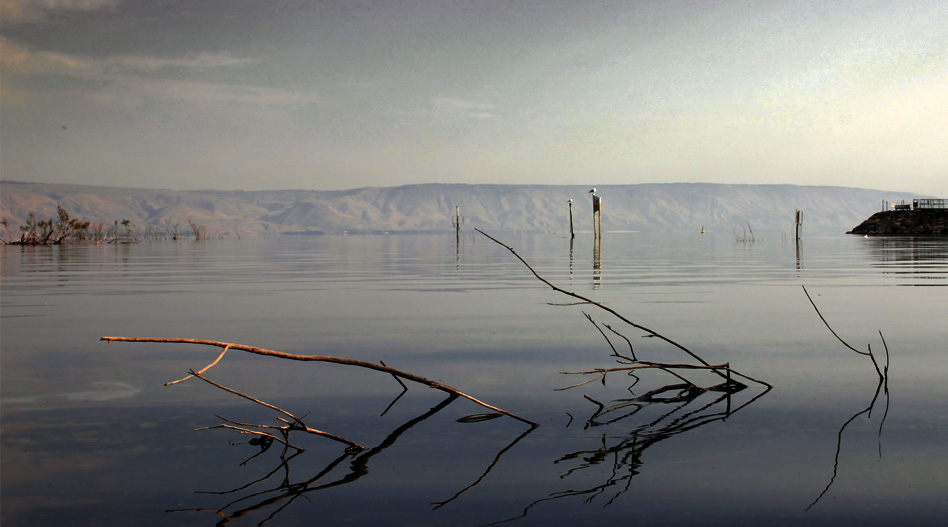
[795,209,803,244]
[568,199,574,239]
[592,194,602,238]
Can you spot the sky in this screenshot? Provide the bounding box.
[1,0,946,195]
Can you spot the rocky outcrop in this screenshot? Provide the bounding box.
[847,210,948,235]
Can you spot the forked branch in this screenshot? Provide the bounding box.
[476,229,772,390]
[476,229,715,370]
[100,336,537,426]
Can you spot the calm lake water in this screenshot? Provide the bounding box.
[2,231,946,526]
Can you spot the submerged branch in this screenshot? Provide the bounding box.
[188,371,365,450]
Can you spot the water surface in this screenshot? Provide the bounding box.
[2,232,946,526]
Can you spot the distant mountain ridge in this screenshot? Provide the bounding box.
[0,181,927,236]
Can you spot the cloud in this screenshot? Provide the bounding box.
[112,75,325,106]
[0,37,93,74]
[431,96,498,119]
[431,96,496,111]
[1,38,321,106]
[104,52,258,72]
[0,0,119,25]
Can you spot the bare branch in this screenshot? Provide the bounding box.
[475,229,727,377]
[101,336,537,426]
[166,345,231,386]
[802,286,884,380]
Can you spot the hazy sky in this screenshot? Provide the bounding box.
[2,0,946,195]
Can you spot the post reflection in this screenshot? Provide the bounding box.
[593,235,602,289]
[795,239,803,273]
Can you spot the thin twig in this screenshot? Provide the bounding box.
[602,323,635,360]
[188,371,366,450]
[195,424,303,452]
[584,312,618,355]
[166,344,231,386]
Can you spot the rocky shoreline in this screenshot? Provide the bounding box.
[847,209,948,235]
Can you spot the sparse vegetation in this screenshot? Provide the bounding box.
[734,221,760,243]
[1,205,96,245]
[1,206,210,245]
[187,218,207,241]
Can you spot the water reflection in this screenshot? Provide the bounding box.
[166,371,770,526]
[488,379,769,524]
[795,239,803,274]
[172,393,539,525]
[807,374,889,511]
[4,233,947,527]
[592,235,602,289]
[859,236,948,283]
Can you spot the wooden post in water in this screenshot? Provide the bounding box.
[795,209,803,243]
[590,189,601,239]
[453,205,463,245]
[568,199,574,239]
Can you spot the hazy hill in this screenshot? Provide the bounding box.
[0,181,927,237]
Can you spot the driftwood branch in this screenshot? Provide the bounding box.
[802,285,885,380]
[101,336,537,427]
[476,229,773,392]
[801,286,891,510]
[476,229,717,371]
[476,229,772,392]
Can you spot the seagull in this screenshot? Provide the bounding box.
[588,188,596,194]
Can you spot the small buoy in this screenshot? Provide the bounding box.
[700,226,705,234]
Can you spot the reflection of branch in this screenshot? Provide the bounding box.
[432,423,538,509]
[473,229,772,524]
[805,377,886,511]
[490,385,770,525]
[802,286,891,510]
[101,336,536,426]
[171,395,461,524]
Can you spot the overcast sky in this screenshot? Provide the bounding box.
[2,0,946,195]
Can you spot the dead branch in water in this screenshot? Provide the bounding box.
[100,336,536,427]
[188,370,365,451]
[801,285,891,510]
[801,285,886,380]
[475,228,772,391]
